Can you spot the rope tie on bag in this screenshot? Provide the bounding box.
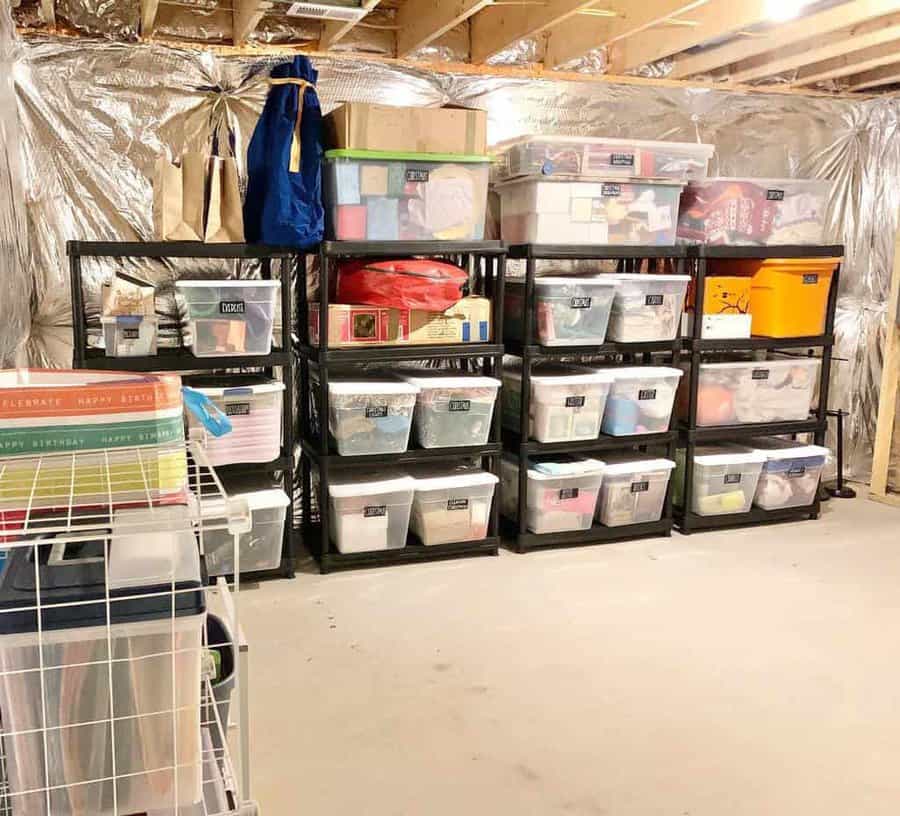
[269,78,316,173]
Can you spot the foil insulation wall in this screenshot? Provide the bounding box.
[4,33,900,481]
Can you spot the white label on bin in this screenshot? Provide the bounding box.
[565,395,586,408]
[766,189,785,201]
[447,498,469,511]
[610,153,634,167]
[631,481,650,493]
[570,296,592,309]
[638,389,657,401]
[226,402,251,416]
[645,294,665,306]
[122,328,140,340]
[601,183,621,197]
[559,487,579,500]
[803,274,819,284]
[449,399,471,412]
[220,300,245,314]
[751,368,770,380]
[724,473,742,485]
[406,168,430,183]
[364,505,387,517]
[787,465,806,477]
[365,404,389,418]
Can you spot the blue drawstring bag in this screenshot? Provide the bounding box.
[244,56,323,248]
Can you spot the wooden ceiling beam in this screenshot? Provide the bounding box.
[790,36,900,86]
[846,59,900,89]
[396,0,492,57]
[320,0,382,49]
[725,12,900,83]
[544,0,707,70]
[672,0,900,79]
[232,0,270,45]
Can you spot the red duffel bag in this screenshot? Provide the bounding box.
[335,259,469,311]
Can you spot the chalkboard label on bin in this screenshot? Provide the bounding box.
[364,505,387,518]
[122,328,140,340]
[724,473,742,485]
[787,465,806,477]
[447,498,469,511]
[570,296,592,309]
[751,368,770,380]
[638,389,657,401]
[566,395,586,408]
[645,294,665,306]
[766,189,785,201]
[226,402,251,417]
[601,183,622,197]
[449,399,471,412]
[631,481,650,493]
[219,300,245,315]
[558,487,579,500]
[610,153,635,167]
[406,168,430,183]
[803,274,819,284]
[365,405,389,418]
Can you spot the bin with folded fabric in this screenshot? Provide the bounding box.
[748,438,829,510]
[101,315,158,357]
[504,277,619,346]
[605,273,691,342]
[399,372,500,448]
[324,472,415,553]
[409,469,498,545]
[326,378,419,455]
[502,362,612,442]
[595,455,676,527]
[674,445,766,516]
[600,366,683,436]
[501,455,605,534]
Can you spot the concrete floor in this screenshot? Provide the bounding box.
[240,493,900,816]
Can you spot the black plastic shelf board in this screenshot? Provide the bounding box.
[507,245,687,260]
[509,518,672,552]
[687,335,834,351]
[302,439,501,467]
[312,535,500,572]
[676,503,820,532]
[694,244,844,259]
[67,241,297,259]
[505,430,677,456]
[321,240,506,258]
[299,342,503,363]
[681,419,825,442]
[505,340,681,358]
[82,347,290,372]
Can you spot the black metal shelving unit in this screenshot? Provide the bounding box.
[298,240,506,574]
[503,244,686,553]
[675,243,844,533]
[67,240,298,580]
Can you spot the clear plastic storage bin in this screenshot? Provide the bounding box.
[675,445,766,516]
[101,315,158,357]
[327,378,419,456]
[493,136,714,182]
[677,178,832,245]
[605,273,691,342]
[693,358,821,426]
[502,363,613,442]
[202,488,289,575]
[595,456,675,527]
[175,280,279,357]
[504,277,619,346]
[400,372,500,449]
[410,470,498,545]
[326,473,415,553]
[324,149,490,241]
[186,376,284,467]
[749,438,829,510]
[501,456,605,534]
[497,176,684,246]
[600,366,683,436]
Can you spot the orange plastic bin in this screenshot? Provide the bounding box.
[712,258,839,338]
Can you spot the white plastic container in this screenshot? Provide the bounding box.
[101,315,158,357]
[328,378,419,456]
[202,488,289,575]
[327,473,415,553]
[605,273,691,342]
[186,378,284,466]
[504,277,619,346]
[410,470,498,545]
[600,366,684,436]
[677,445,766,516]
[399,372,501,449]
[493,135,714,182]
[502,363,613,442]
[694,358,821,426]
[595,456,675,527]
[501,456,605,534]
[175,280,279,357]
[749,438,829,510]
[497,176,684,246]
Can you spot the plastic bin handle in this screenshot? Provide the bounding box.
[183,387,233,437]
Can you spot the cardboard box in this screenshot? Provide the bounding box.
[101,272,156,317]
[407,297,491,345]
[308,303,405,347]
[683,275,752,339]
[324,103,488,156]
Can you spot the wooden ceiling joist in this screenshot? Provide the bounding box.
[232,0,269,45]
[319,0,382,49]
[789,36,900,86]
[725,10,900,83]
[847,59,900,89]
[671,0,900,79]
[396,0,491,58]
[140,0,160,37]
[40,0,55,27]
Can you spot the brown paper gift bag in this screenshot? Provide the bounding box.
[152,152,206,241]
[204,155,245,243]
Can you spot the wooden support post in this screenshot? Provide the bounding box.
[233,0,270,46]
[140,0,160,38]
[40,0,55,28]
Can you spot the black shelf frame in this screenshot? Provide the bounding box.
[67,240,298,580]
[675,244,844,533]
[503,245,685,553]
[297,241,507,574]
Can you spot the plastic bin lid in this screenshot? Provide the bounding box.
[747,440,830,461]
[192,380,286,397]
[493,134,715,154]
[495,174,685,189]
[100,315,159,325]
[504,364,614,385]
[412,471,499,491]
[602,457,676,476]
[689,177,830,186]
[531,276,620,287]
[328,474,415,498]
[600,366,684,380]
[693,448,767,466]
[325,148,491,163]
[328,379,419,396]
[528,458,605,479]
[398,373,501,390]
[203,488,290,515]
[605,273,692,283]
[699,358,820,371]
[175,279,279,288]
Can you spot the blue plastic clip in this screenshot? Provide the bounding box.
[182,387,233,437]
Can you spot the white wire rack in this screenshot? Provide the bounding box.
[0,441,257,816]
